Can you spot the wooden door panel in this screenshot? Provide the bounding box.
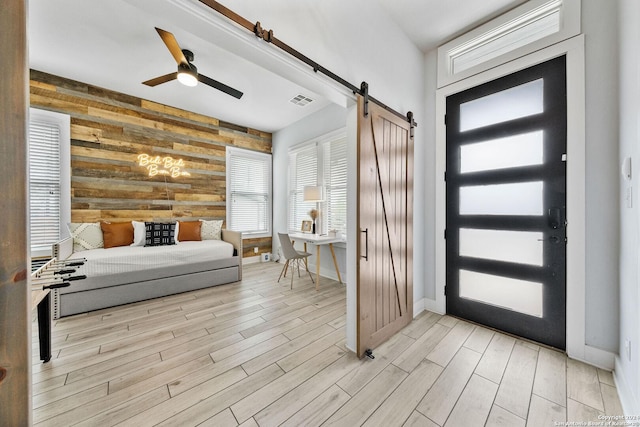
[357,96,413,358]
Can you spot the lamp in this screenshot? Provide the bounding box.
[303,186,323,202]
[177,63,198,87]
[304,186,324,234]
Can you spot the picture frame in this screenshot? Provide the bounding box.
[301,220,312,233]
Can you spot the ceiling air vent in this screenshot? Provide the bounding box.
[290,94,314,107]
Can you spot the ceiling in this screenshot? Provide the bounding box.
[376,0,527,52]
[29,0,526,133]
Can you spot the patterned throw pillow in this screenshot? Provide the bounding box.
[68,222,104,252]
[144,222,176,246]
[199,219,223,240]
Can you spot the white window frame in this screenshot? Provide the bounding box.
[287,128,347,235]
[28,108,70,257]
[225,146,272,239]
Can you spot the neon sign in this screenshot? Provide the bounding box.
[137,154,191,178]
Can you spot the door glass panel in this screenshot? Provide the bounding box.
[459,181,543,216]
[459,228,543,266]
[459,269,543,317]
[459,79,543,132]
[460,131,544,173]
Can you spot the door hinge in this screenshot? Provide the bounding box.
[444,114,448,126]
[444,285,448,296]
[444,229,447,239]
[444,171,447,181]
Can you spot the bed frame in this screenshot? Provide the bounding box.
[51,229,242,318]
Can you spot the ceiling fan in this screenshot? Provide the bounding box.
[143,27,243,99]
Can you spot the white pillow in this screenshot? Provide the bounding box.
[199,219,223,240]
[68,222,104,252]
[131,221,147,247]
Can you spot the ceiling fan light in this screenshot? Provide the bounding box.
[177,63,198,87]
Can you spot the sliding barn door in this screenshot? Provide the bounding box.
[357,95,413,358]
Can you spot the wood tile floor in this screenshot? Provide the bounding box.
[32,262,624,426]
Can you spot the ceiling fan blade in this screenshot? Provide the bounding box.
[198,74,243,99]
[155,27,187,65]
[142,72,177,87]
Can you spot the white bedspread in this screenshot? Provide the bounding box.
[73,240,235,278]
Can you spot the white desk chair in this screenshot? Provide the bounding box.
[277,233,314,289]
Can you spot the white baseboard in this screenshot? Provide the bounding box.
[424,298,445,315]
[243,256,262,265]
[614,356,640,416]
[413,298,446,317]
[413,298,426,317]
[570,345,615,370]
[585,345,616,370]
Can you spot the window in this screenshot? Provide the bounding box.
[28,108,71,257]
[437,0,580,87]
[226,147,272,237]
[288,131,347,234]
[288,144,318,232]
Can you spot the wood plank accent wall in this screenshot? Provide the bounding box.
[29,70,272,257]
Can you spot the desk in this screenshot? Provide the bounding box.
[289,233,345,290]
[31,288,52,362]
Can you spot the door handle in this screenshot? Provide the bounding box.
[538,235,564,244]
[360,228,368,261]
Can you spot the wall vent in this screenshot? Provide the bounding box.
[290,94,313,107]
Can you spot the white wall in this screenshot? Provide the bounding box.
[616,0,640,415]
[582,0,620,353]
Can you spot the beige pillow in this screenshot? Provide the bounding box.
[199,219,223,240]
[68,222,104,252]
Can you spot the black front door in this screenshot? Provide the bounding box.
[446,55,567,349]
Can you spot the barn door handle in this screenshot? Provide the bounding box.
[360,228,368,261]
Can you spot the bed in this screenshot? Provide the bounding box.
[51,229,242,318]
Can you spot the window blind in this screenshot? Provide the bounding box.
[322,136,347,233]
[226,147,272,236]
[288,145,318,232]
[29,120,62,253]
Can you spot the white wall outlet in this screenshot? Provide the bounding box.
[253,247,259,254]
